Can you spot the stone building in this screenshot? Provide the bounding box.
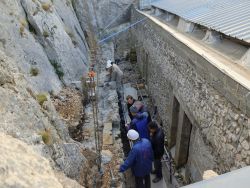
[128,0,250,184]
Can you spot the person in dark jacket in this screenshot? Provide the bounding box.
[126,95,136,120]
[119,129,153,188]
[132,101,151,122]
[148,121,165,183]
[128,105,150,140]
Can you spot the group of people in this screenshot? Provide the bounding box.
[105,59,165,187]
[119,95,165,188]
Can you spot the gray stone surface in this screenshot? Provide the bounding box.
[0,133,63,188]
[21,0,89,85]
[0,0,62,93]
[96,0,134,29]
[0,49,90,185]
[131,8,250,180]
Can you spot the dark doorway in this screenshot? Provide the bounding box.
[175,108,193,168]
[168,96,180,150]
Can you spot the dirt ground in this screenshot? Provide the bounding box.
[52,87,85,141]
[52,87,83,124]
[101,144,123,188]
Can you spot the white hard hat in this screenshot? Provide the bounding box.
[127,129,139,140]
[106,60,112,69]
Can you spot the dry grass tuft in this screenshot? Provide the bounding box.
[30,67,39,76]
[41,3,52,11]
[40,129,52,145]
[19,19,27,37]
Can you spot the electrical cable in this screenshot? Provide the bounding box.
[100,0,137,34]
[98,17,148,44]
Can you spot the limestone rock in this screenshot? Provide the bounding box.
[0,66,13,86]
[55,172,85,188]
[72,0,98,34]
[102,150,113,164]
[0,133,63,188]
[53,143,87,184]
[103,123,113,146]
[202,170,218,180]
[21,0,89,85]
[96,0,134,29]
[0,49,93,186]
[0,1,62,93]
[53,0,89,56]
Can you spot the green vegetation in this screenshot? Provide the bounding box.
[40,129,52,145]
[30,67,39,76]
[50,60,64,80]
[36,94,47,106]
[43,30,49,38]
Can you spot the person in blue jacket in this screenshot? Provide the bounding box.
[119,129,153,188]
[127,105,150,139]
[132,101,151,122]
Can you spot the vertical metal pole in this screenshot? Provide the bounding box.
[89,43,101,172]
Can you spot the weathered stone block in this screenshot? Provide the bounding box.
[103,123,113,145]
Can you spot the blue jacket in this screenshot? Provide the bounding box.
[130,113,149,139]
[119,138,153,177]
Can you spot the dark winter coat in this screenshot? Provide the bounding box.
[137,104,151,122]
[130,113,150,139]
[127,99,135,120]
[119,138,153,177]
[150,127,165,159]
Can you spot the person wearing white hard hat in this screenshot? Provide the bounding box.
[119,129,153,188]
[106,59,123,91]
[106,60,112,69]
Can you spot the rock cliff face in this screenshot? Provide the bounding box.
[0,48,88,187]
[0,0,133,187]
[96,0,135,30]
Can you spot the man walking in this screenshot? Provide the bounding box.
[148,121,165,183]
[119,129,153,188]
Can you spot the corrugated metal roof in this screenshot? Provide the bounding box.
[151,0,250,43]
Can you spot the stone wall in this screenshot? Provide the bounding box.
[131,8,250,182]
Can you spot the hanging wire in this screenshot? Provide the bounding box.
[98,17,148,44]
[99,0,137,36]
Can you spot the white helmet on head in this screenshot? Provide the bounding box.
[106,60,112,69]
[127,129,139,140]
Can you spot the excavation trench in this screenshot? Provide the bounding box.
[117,92,131,157]
[56,45,153,187]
